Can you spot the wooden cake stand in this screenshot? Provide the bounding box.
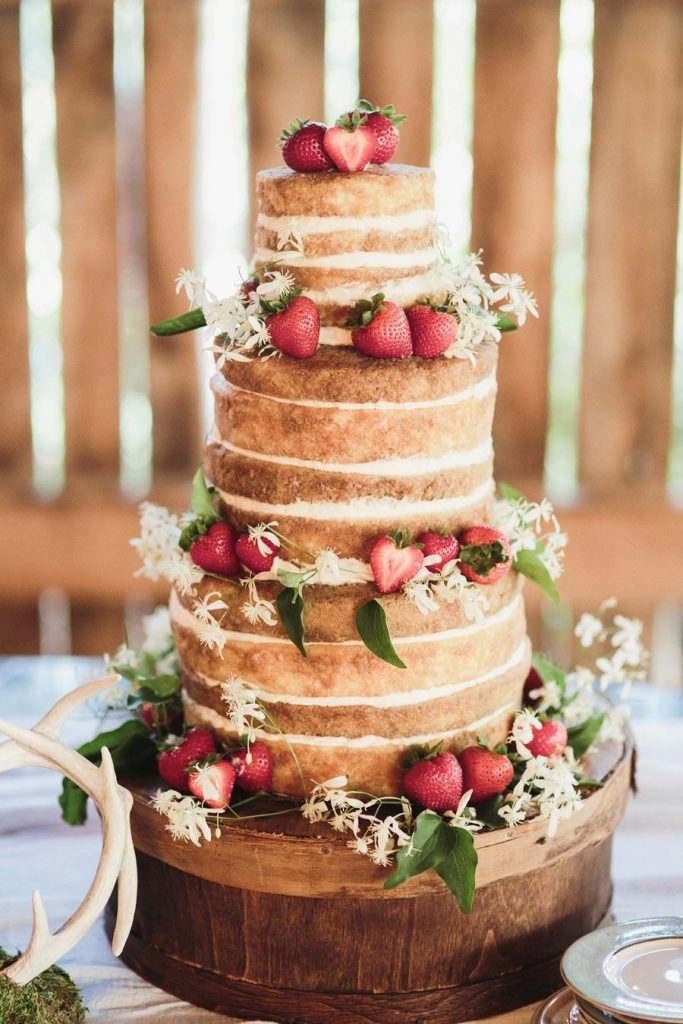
[107,739,633,1023]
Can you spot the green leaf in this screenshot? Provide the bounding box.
[190,466,218,521]
[532,652,567,695]
[135,674,180,699]
[567,713,605,759]
[514,548,560,604]
[276,587,306,656]
[383,811,446,889]
[150,307,207,336]
[495,312,518,332]
[355,599,406,669]
[433,827,478,914]
[59,719,157,826]
[498,481,525,502]
[472,793,505,828]
[276,569,311,599]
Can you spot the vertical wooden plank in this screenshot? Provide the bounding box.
[0,604,40,655]
[359,0,433,167]
[52,0,120,480]
[471,0,560,485]
[247,0,325,227]
[0,1,30,485]
[580,0,683,497]
[71,602,125,657]
[144,0,200,475]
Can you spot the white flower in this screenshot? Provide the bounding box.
[509,707,541,758]
[575,613,604,648]
[241,598,277,626]
[175,267,212,309]
[314,549,343,585]
[597,706,629,744]
[141,605,174,657]
[489,271,539,326]
[493,494,566,579]
[276,218,304,254]
[221,677,266,741]
[192,592,229,625]
[196,622,226,655]
[443,791,483,833]
[131,502,182,580]
[152,790,213,846]
[247,521,280,557]
[531,678,564,715]
[256,270,295,301]
[160,550,205,595]
[404,577,441,615]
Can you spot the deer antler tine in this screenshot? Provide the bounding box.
[30,890,51,944]
[35,674,122,739]
[111,809,137,957]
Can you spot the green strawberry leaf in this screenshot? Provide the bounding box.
[150,307,207,336]
[59,719,157,826]
[498,481,525,502]
[356,599,406,669]
[567,713,605,759]
[495,313,518,332]
[191,466,218,521]
[514,547,560,604]
[532,652,567,696]
[276,587,307,657]
[433,827,478,914]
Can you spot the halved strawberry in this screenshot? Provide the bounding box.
[458,526,512,585]
[348,293,412,359]
[263,293,320,359]
[188,759,237,809]
[526,719,568,759]
[403,749,463,812]
[459,745,514,804]
[190,522,241,576]
[354,100,406,164]
[370,532,424,594]
[415,531,460,573]
[158,728,217,792]
[235,532,278,573]
[280,119,335,173]
[407,302,458,359]
[324,113,376,172]
[229,741,274,793]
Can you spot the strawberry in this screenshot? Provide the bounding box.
[523,666,544,706]
[459,746,514,804]
[406,303,458,359]
[140,702,183,735]
[354,99,406,164]
[158,728,217,792]
[403,750,463,812]
[229,741,274,793]
[190,521,241,575]
[240,275,260,302]
[415,531,460,573]
[280,119,335,173]
[235,531,278,573]
[188,759,237,809]
[370,532,424,593]
[324,112,377,172]
[264,293,320,359]
[526,719,568,759]
[458,525,512,585]
[348,293,412,359]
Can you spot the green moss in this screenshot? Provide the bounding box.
[0,948,86,1024]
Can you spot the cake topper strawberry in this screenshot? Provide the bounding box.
[323,111,377,172]
[352,99,406,164]
[280,119,335,173]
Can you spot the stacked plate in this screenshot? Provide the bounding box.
[533,919,683,1024]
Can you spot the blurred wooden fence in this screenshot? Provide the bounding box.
[1,0,683,677]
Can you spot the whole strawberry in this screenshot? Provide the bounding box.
[140,701,183,735]
[190,521,241,575]
[403,750,463,812]
[229,741,274,793]
[415,531,460,573]
[459,746,514,804]
[235,531,279,573]
[158,728,217,792]
[280,119,335,173]
[188,759,237,809]
[370,531,424,593]
[355,99,406,164]
[348,293,412,359]
[324,112,376,172]
[407,303,458,359]
[264,292,320,359]
[458,525,512,585]
[526,719,568,759]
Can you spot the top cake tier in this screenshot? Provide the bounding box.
[253,164,443,332]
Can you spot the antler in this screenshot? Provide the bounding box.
[0,676,138,986]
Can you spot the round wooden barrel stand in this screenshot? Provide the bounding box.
[107,741,633,1024]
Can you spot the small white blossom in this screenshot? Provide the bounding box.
[221,677,266,741]
[242,598,277,626]
[131,502,182,580]
[276,218,304,253]
[314,549,343,585]
[404,577,441,615]
[575,612,603,648]
[193,592,229,625]
[256,270,296,301]
[443,791,483,833]
[196,622,226,655]
[493,493,567,580]
[247,521,281,557]
[175,267,212,309]
[140,605,174,658]
[152,790,213,846]
[509,707,541,758]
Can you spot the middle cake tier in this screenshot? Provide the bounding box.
[207,342,498,560]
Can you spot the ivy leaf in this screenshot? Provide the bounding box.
[433,827,478,914]
[495,313,518,332]
[150,307,207,336]
[498,481,525,502]
[276,587,306,657]
[355,599,406,669]
[277,569,311,599]
[514,546,560,604]
[59,719,157,826]
[532,652,567,696]
[190,466,218,521]
[567,713,605,759]
[383,811,445,889]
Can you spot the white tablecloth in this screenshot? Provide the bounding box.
[1,658,682,1022]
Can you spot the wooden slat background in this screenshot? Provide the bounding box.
[0,0,682,674]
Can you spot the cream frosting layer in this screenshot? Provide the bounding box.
[171,588,522,648]
[254,248,438,270]
[214,372,497,410]
[303,269,444,307]
[255,209,436,235]
[210,429,493,477]
[319,327,352,346]
[184,694,517,748]
[187,639,528,709]
[216,478,494,521]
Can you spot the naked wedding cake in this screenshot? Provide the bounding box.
[91,103,640,1021]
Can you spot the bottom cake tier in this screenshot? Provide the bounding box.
[109,736,633,1024]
